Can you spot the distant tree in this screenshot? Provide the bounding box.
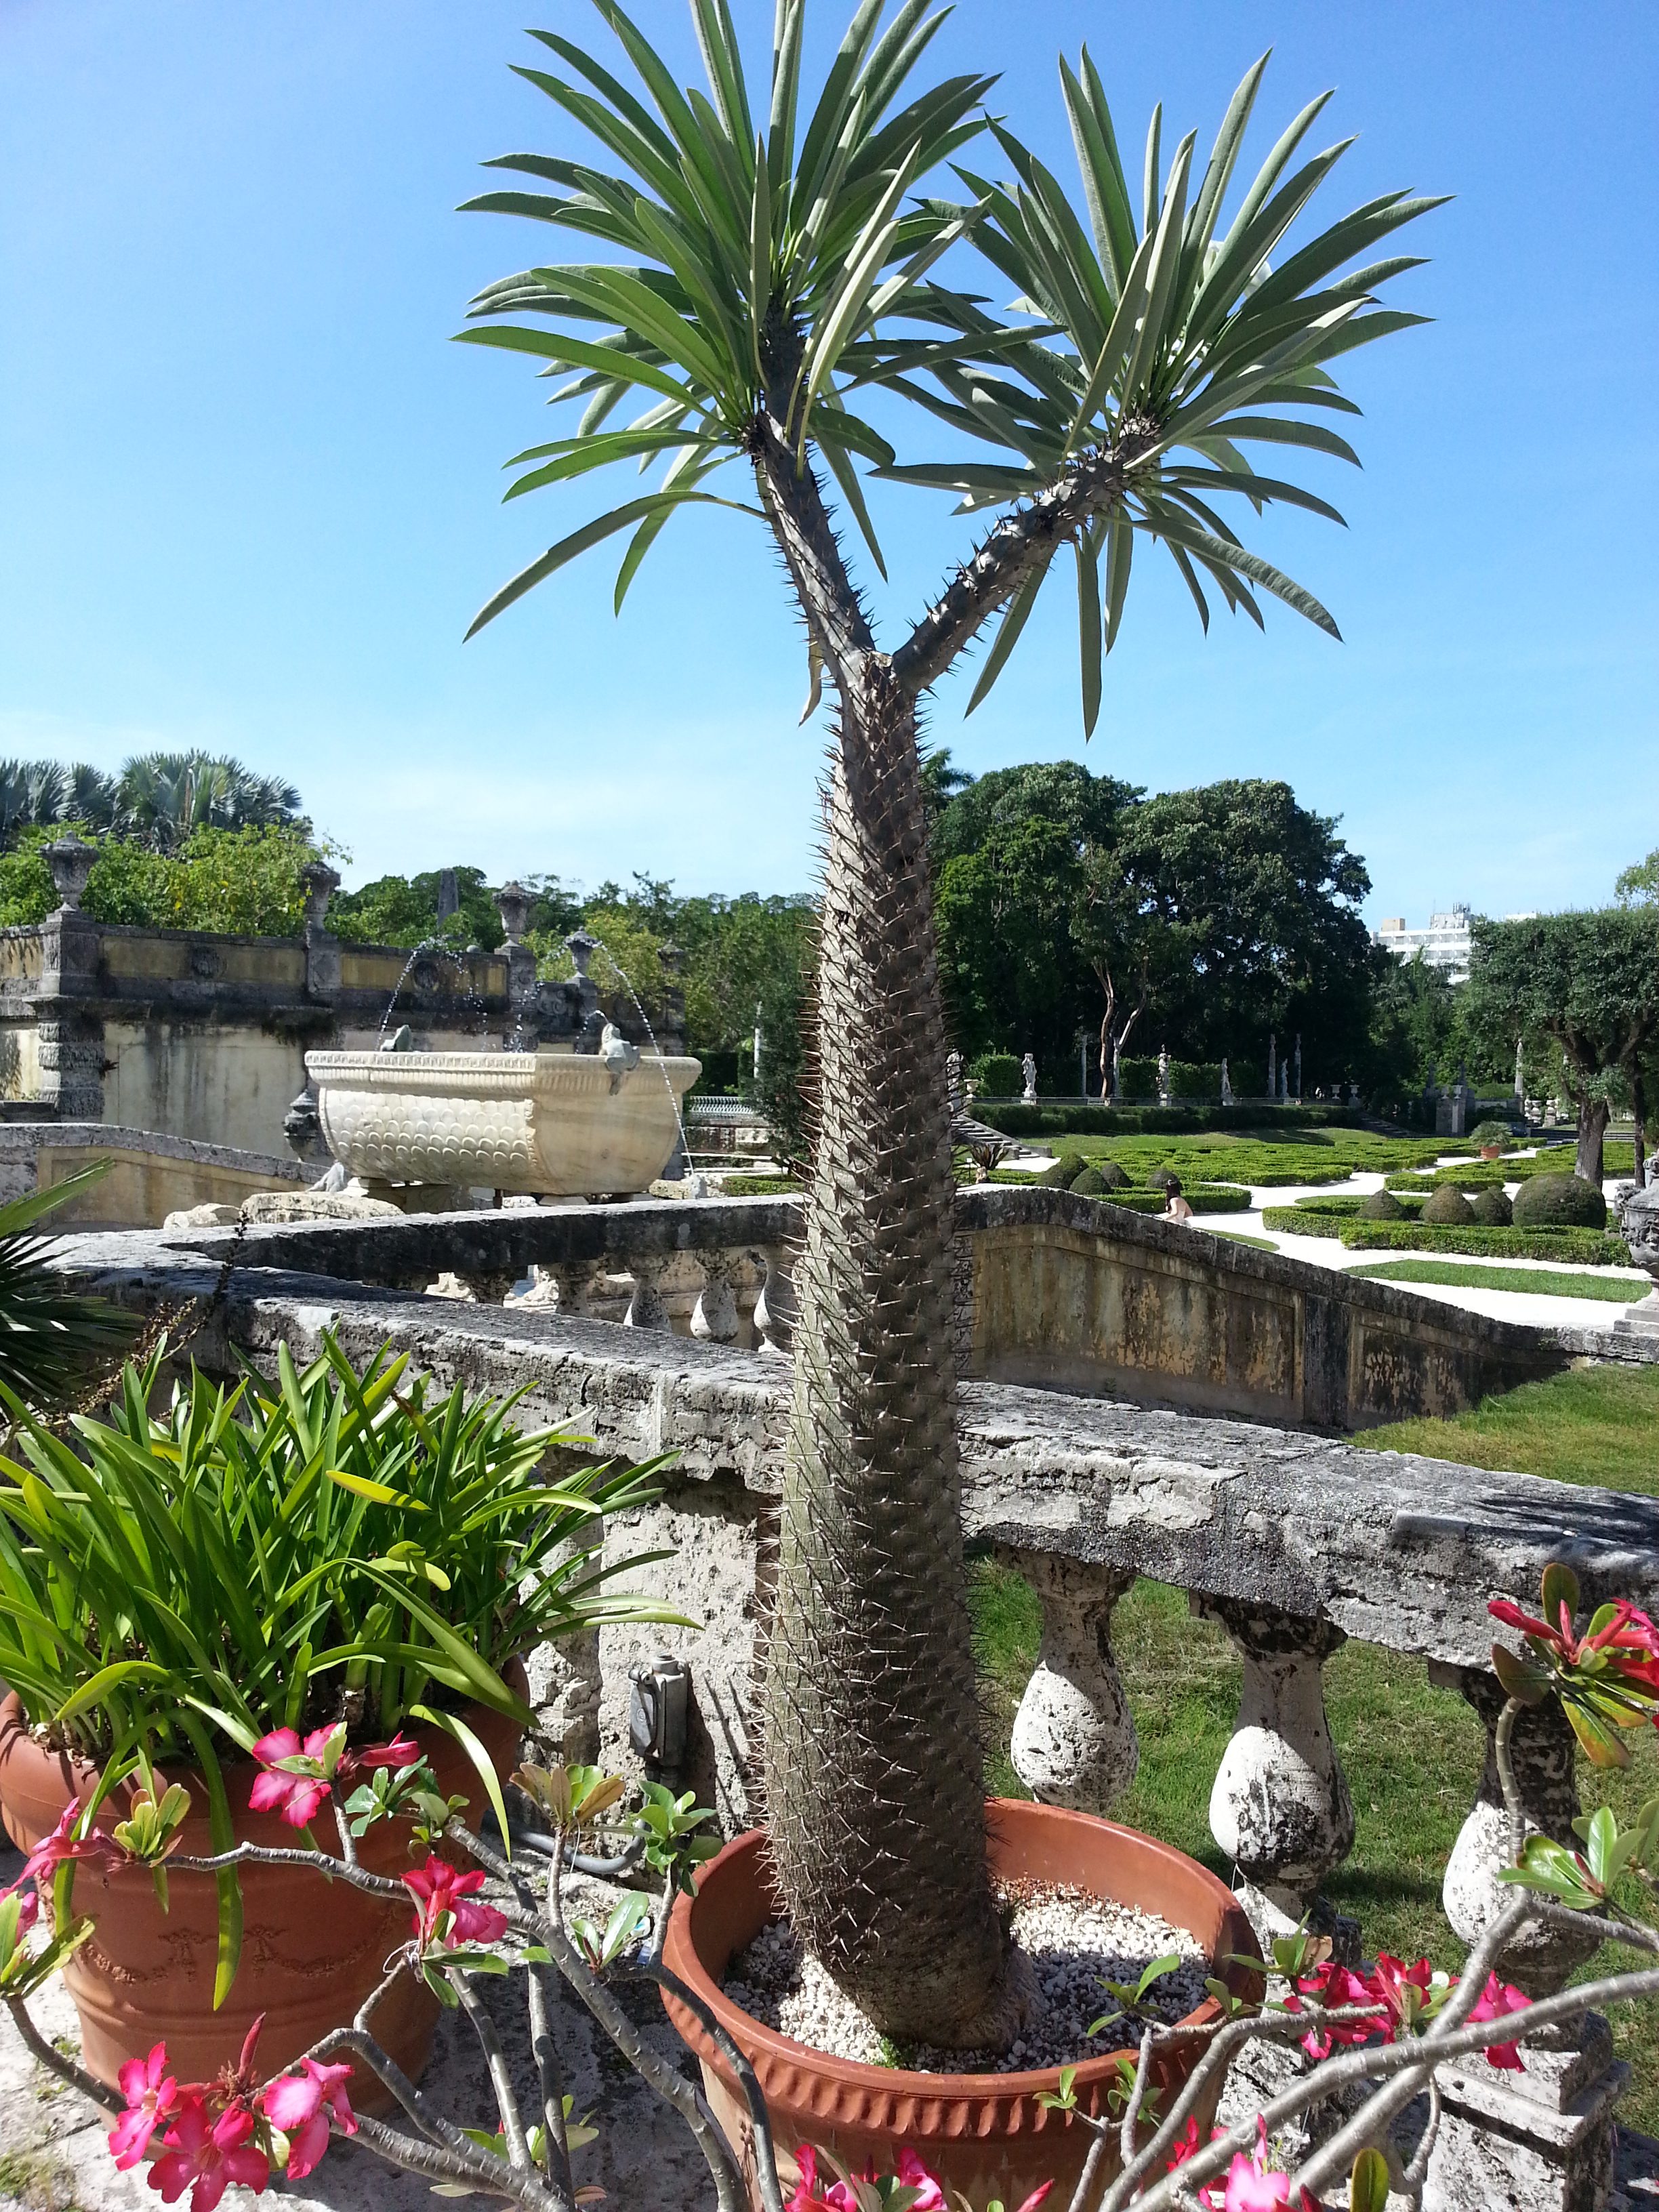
[1366,950,1465,1105]
[1616,849,1659,907]
[1111,779,1380,1082]
[1071,842,1164,1099]
[331,867,504,951]
[112,753,304,854]
[918,747,972,825]
[0,823,325,937]
[1467,909,1659,1185]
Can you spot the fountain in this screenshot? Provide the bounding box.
[306,918,699,1205]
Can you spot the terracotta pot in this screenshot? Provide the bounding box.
[660,1801,1261,2207]
[0,1667,525,2107]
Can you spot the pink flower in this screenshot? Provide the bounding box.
[1468,1971,1530,2072]
[785,2146,861,2212]
[353,1734,421,1773]
[247,1727,343,1828]
[894,2150,945,2211]
[10,1802,121,1888]
[148,2097,268,2212]
[9,1882,41,1935]
[403,1856,508,1949]
[1200,2123,1324,2212]
[260,2059,357,2179]
[1287,1961,1382,2059]
[1011,2188,1054,2212]
[108,2041,179,2169]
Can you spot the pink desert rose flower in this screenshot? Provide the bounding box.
[403,1856,509,1948]
[787,2148,1005,2212]
[1489,1595,1659,1696]
[148,2097,269,2212]
[9,1802,122,1888]
[108,2042,180,2169]
[9,1881,41,1934]
[353,1734,421,1773]
[260,2059,358,2179]
[1200,2123,1324,2211]
[1467,1971,1530,2071]
[247,1727,340,1827]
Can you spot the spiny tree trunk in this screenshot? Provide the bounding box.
[1576,1094,1610,1187]
[750,403,1018,2048]
[761,663,1019,2048]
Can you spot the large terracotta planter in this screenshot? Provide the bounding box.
[660,1802,1261,2207]
[0,1678,524,2106]
[1479,1145,1504,1161]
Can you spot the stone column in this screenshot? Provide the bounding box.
[36,844,106,1122]
[1420,1663,1622,2212]
[690,1254,739,1345]
[622,1258,670,1330]
[494,883,539,1048]
[753,1248,796,1353]
[300,862,342,1000]
[1006,1555,1138,1811]
[1201,1598,1355,1957]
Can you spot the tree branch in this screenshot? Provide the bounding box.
[891,426,1160,697]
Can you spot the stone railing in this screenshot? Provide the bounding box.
[43,1208,1659,2206]
[130,1183,1649,1425]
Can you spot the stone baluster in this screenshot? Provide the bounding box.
[1420,1664,1621,2212]
[623,1256,670,1330]
[1005,1554,1138,1811]
[1200,1599,1355,1958]
[753,1248,796,1354]
[454,1265,519,1306]
[690,1254,739,1345]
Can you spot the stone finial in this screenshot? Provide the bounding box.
[43,836,96,912]
[299,861,340,934]
[564,928,596,978]
[495,881,533,946]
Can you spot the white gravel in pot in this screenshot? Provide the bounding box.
[723,1881,1210,2074]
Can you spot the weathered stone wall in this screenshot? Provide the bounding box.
[0,1123,306,1223]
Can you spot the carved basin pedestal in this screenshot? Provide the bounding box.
[306,1048,701,1200]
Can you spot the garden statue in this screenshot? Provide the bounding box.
[946,1050,963,1113]
[1157,1046,1170,1105]
[1021,1052,1038,1105]
[1267,1033,1277,1099]
[1294,1034,1303,1101]
[1515,1036,1525,1100]
[1220,1057,1232,1105]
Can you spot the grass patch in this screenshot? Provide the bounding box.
[970,1370,1659,2126]
[1352,1259,1651,1303]
[1207,1230,1279,1251]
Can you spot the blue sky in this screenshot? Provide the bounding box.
[3,1,1654,920]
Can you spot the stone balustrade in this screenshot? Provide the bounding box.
[45,1202,1659,2209]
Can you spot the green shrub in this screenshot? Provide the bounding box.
[1470,1186,1514,1227]
[1333,1221,1629,1265]
[1096,1159,1131,1190]
[0,822,326,937]
[1043,1150,1087,1188]
[1148,1166,1179,1191]
[1117,1056,1158,1098]
[1103,1185,1253,1214]
[1513,1172,1607,1230]
[1423,1185,1476,1225]
[1467,1119,1515,1146]
[1386,1166,1502,1193]
[969,1052,1022,1097]
[1261,1207,1344,1238]
[1070,1167,1107,1195]
[1361,1190,1406,1222]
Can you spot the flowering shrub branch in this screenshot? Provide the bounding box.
[4,1564,1659,2211]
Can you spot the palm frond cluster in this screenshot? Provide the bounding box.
[0,752,304,856]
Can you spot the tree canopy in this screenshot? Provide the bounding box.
[931,760,1382,1088]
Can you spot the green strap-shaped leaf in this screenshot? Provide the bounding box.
[409,1702,513,1862]
[466,489,753,638]
[1075,525,1103,737]
[178,1711,241,2009]
[966,562,1045,714]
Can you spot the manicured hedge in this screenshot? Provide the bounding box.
[1103,1185,1253,1215]
[978,1103,1364,1139]
[1276,1193,1426,1218]
[1259,1210,1629,1262]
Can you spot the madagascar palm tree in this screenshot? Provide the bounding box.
[461,0,1439,2046]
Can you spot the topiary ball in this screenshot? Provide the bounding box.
[1513,1172,1607,1229]
[1070,1166,1107,1196]
[1471,1186,1513,1226]
[1359,1190,1405,1222]
[1422,1184,1476,1225]
[1096,1159,1131,1189]
[1147,1166,1179,1191]
[1042,1151,1086,1188]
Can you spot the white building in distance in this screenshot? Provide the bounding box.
[1374,905,1474,984]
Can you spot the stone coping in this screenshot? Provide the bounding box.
[0,1122,308,1180]
[42,1223,1659,1672]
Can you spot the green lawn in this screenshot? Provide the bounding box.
[969,1364,1659,2129]
[1353,1258,1652,1303]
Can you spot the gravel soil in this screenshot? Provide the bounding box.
[722,1881,1209,2074]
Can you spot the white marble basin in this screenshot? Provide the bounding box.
[305,1048,701,1197]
